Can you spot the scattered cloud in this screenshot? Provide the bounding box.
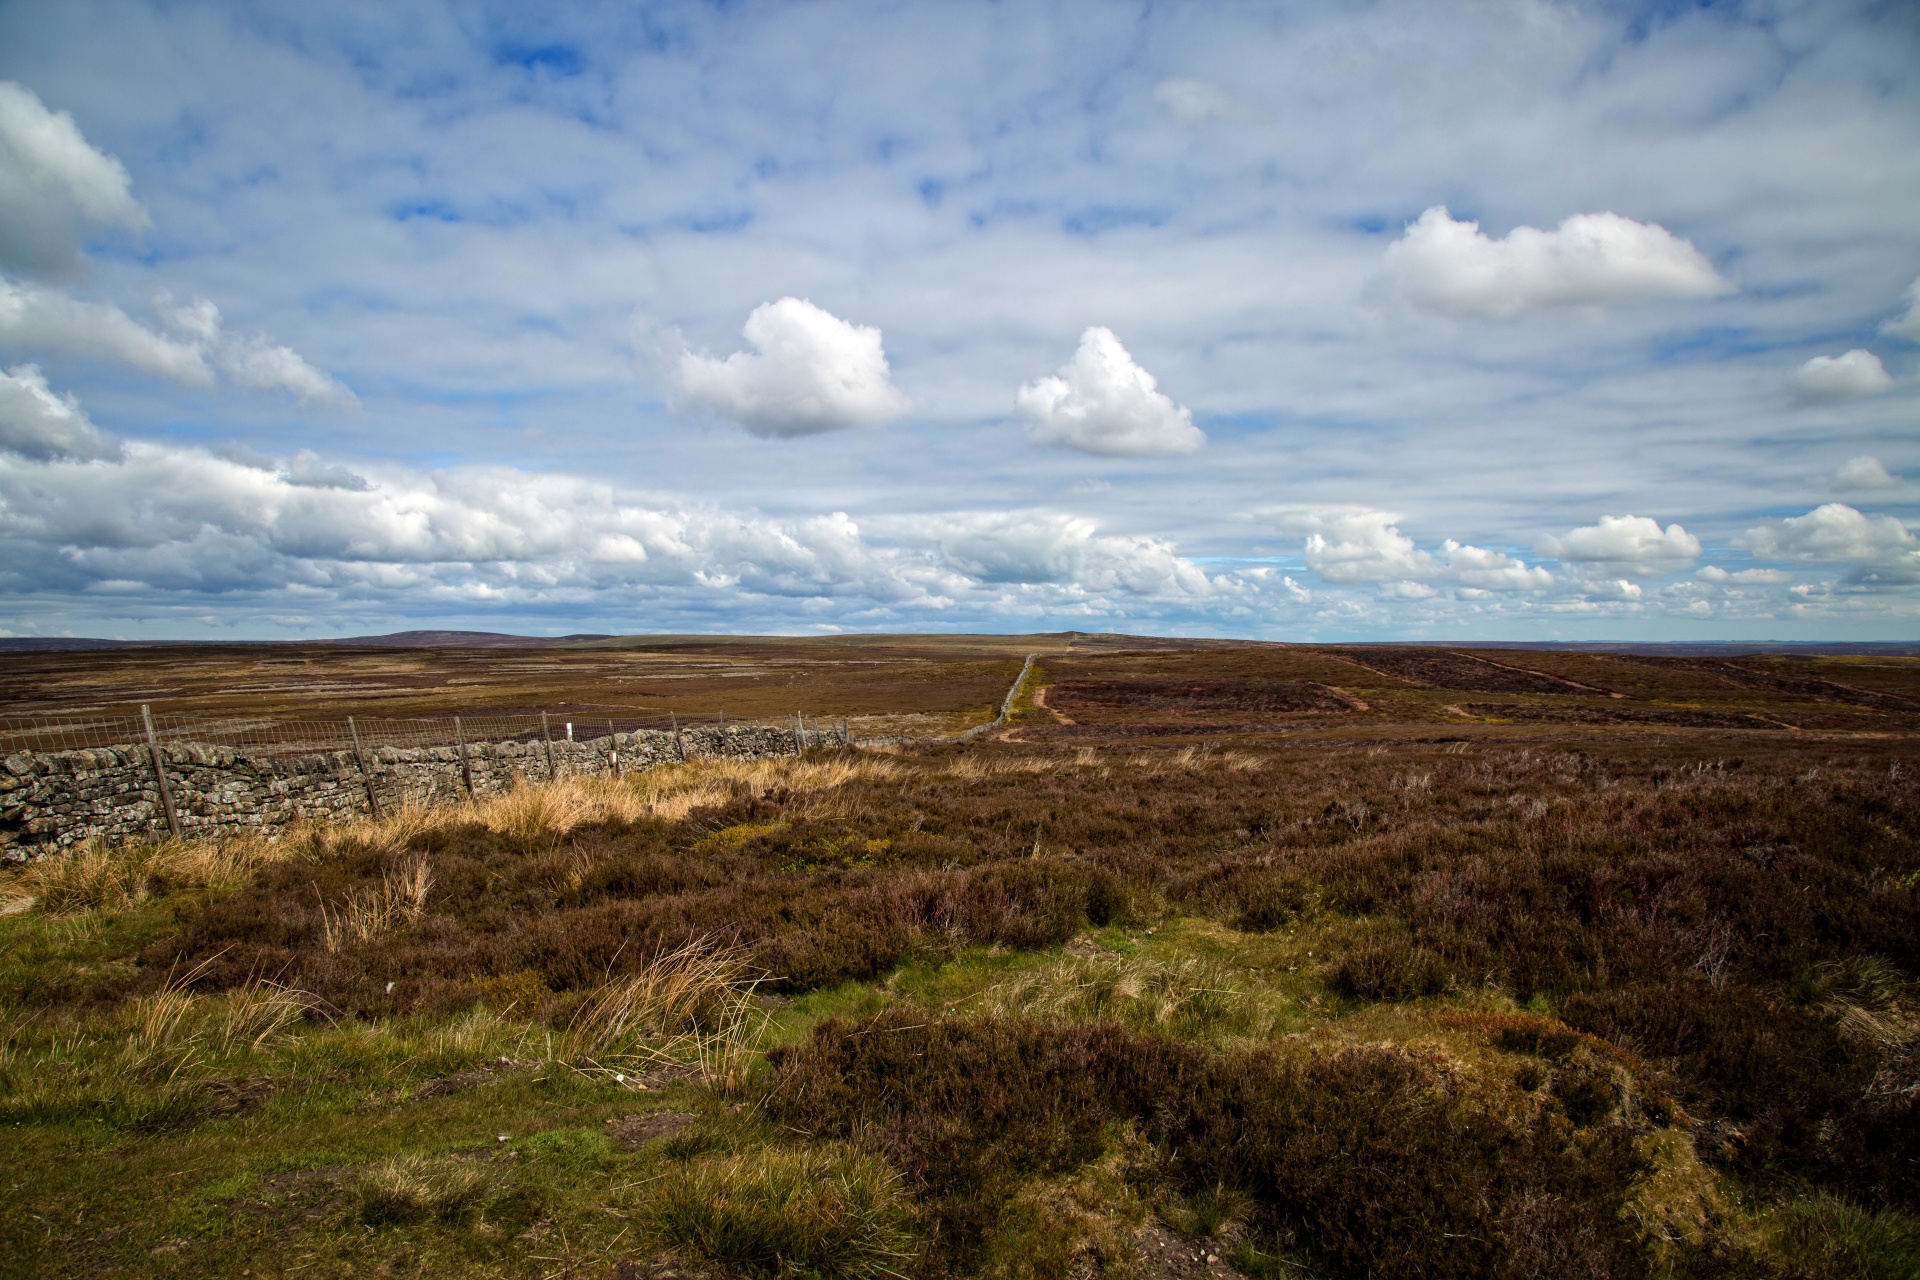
[1790,349,1892,402]
[1698,565,1791,584]
[1155,79,1231,124]
[1017,326,1204,457]
[1366,206,1733,321]
[0,364,122,462]
[0,81,147,278]
[0,278,212,384]
[221,335,359,407]
[0,393,1230,614]
[1259,508,1551,593]
[1831,455,1898,491]
[1883,278,1920,343]
[1742,503,1920,586]
[884,511,1213,596]
[1581,578,1643,601]
[0,280,356,404]
[1539,515,1700,572]
[671,297,908,437]
[1442,539,1554,591]
[282,449,369,491]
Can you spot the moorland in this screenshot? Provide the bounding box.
[2,635,1918,1280]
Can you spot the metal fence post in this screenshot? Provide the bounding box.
[454,715,475,799]
[347,716,385,820]
[540,712,557,781]
[140,704,182,840]
[607,719,620,777]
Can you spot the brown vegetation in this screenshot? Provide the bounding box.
[6,639,1920,1279]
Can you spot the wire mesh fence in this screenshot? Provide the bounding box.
[0,708,811,759]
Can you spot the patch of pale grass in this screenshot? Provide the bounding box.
[641,1145,915,1280]
[212,978,325,1055]
[962,951,1281,1042]
[356,1154,501,1226]
[17,835,281,914]
[561,937,770,1095]
[318,854,432,952]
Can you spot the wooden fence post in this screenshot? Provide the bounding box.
[140,704,182,840]
[794,712,805,754]
[671,712,687,761]
[454,715,475,799]
[607,719,620,777]
[540,712,557,781]
[347,716,384,821]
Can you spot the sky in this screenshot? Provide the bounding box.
[0,0,1916,642]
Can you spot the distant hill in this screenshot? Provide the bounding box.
[0,630,616,652]
[0,631,1914,656]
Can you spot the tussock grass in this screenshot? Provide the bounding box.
[356,1154,505,1227]
[1763,1194,1920,1280]
[317,853,432,951]
[962,950,1284,1043]
[561,938,769,1094]
[641,1145,915,1280]
[14,835,279,914]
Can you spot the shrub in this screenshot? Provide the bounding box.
[765,1011,1657,1280]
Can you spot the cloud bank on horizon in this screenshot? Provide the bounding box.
[0,0,1916,642]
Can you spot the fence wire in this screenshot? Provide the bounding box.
[0,709,814,759]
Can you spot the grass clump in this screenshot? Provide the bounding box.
[14,835,279,914]
[1763,1195,1920,1280]
[355,1153,506,1226]
[641,1145,915,1280]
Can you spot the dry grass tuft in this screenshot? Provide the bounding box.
[963,951,1282,1042]
[318,854,433,952]
[15,835,280,914]
[640,1144,915,1280]
[356,1154,502,1227]
[560,937,770,1094]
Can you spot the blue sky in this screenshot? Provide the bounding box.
[0,0,1916,641]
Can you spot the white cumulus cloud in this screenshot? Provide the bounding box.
[1742,503,1920,586]
[1260,508,1550,592]
[1539,515,1700,572]
[1790,349,1892,402]
[1831,455,1898,491]
[0,282,353,404]
[1017,326,1204,457]
[0,81,148,277]
[0,278,212,384]
[220,334,359,407]
[1367,206,1732,321]
[1883,278,1920,343]
[671,297,908,437]
[0,364,122,461]
[886,510,1214,597]
[0,388,1233,616]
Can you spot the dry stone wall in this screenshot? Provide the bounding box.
[1,723,840,859]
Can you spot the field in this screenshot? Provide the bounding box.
[3,637,1919,1280]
